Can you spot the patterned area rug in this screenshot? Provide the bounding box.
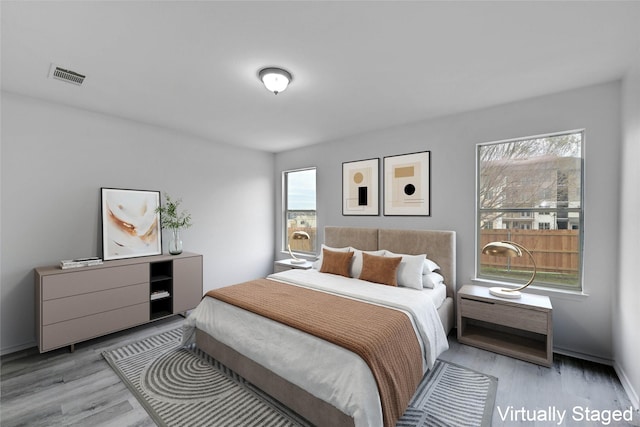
[396,360,497,427]
[103,328,496,427]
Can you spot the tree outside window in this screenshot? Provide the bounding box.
[477,130,584,290]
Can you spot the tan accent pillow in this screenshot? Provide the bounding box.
[359,252,402,287]
[320,248,354,277]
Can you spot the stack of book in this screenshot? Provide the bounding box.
[151,290,171,300]
[60,257,103,269]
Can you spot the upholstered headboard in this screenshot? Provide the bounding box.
[324,226,456,298]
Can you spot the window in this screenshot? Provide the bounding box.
[477,130,584,291]
[283,168,317,255]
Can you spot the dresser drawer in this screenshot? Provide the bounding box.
[42,283,149,325]
[41,302,149,351]
[42,264,148,300]
[460,297,549,334]
[35,252,204,353]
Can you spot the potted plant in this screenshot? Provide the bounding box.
[155,193,192,255]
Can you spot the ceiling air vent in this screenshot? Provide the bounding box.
[49,64,86,86]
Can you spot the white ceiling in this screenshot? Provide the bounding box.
[2,1,640,153]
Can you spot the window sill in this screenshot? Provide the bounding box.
[470,278,589,301]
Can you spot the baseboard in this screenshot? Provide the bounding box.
[553,346,613,366]
[554,347,639,411]
[614,361,640,411]
[0,340,37,357]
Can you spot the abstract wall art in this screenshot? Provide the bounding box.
[383,151,431,216]
[101,188,162,260]
[342,158,379,216]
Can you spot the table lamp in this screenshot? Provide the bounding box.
[288,231,310,264]
[482,241,537,299]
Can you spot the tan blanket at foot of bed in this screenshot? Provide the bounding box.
[206,278,423,427]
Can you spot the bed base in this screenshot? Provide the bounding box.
[196,329,355,427]
[196,297,453,427]
[438,297,454,333]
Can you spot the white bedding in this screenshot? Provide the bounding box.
[182,269,449,427]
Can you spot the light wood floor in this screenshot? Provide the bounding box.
[1,316,638,426]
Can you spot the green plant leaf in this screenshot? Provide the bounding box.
[155,193,193,230]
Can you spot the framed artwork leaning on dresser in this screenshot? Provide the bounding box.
[101,188,162,260]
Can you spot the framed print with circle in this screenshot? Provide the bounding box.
[101,187,162,260]
[342,158,379,216]
[384,151,431,216]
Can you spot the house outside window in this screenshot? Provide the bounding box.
[477,130,584,291]
[283,168,317,255]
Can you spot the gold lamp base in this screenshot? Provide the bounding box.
[289,258,307,264]
[489,287,522,299]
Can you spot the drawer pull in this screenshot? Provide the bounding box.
[461,297,495,305]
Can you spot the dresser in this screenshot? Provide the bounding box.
[35,252,202,353]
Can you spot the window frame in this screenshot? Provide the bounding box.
[475,129,585,292]
[282,167,317,256]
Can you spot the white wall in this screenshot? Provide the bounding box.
[0,92,275,354]
[2,80,628,364]
[275,82,621,360]
[615,58,640,408]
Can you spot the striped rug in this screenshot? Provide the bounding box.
[396,360,497,427]
[103,328,496,427]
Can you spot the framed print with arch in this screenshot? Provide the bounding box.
[342,158,379,216]
[384,151,431,216]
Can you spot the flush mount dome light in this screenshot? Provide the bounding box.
[258,67,292,94]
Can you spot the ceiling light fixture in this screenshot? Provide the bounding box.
[258,67,292,95]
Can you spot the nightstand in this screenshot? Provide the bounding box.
[457,284,553,367]
[274,259,313,273]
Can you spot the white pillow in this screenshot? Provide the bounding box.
[423,272,445,289]
[385,251,426,290]
[423,258,441,274]
[312,244,351,269]
[350,248,386,278]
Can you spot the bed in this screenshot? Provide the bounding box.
[183,226,456,427]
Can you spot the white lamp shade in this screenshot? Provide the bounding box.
[259,67,292,94]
